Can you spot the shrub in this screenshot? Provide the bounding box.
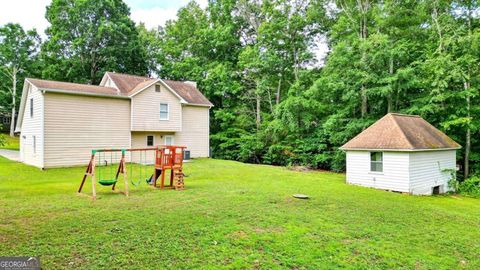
[458,176,480,198]
[0,133,5,147]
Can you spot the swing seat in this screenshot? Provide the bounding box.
[131,179,142,187]
[98,179,117,186]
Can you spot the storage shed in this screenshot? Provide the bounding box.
[340,113,461,195]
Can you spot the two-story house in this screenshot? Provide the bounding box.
[14,72,213,169]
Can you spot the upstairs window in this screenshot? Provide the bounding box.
[147,135,154,147]
[370,152,383,172]
[30,98,34,118]
[160,103,169,120]
[155,84,161,92]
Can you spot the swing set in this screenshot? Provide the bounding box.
[78,146,186,200]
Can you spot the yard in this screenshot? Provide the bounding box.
[0,156,479,269]
[0,134,19,150]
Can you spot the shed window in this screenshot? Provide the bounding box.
[160,103,169,120]
[370,152,383,172]
[146,135,154,146]
[30,98,34,118]
[155,84,161,92]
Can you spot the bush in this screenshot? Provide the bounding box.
[458,176,480,198]
[0,133,5,147]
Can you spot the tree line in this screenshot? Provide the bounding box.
[1,0,479,178]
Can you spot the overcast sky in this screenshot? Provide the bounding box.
[0,0,327,65]
[0,0,208,35]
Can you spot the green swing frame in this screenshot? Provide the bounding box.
[130,149,150,187]
[78,147,157,200]
[78,149,129,200]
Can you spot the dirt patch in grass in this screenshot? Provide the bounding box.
[253,227,284,234]
[288,166,313,172]
[228,230,248,239]
[288,165,343,174]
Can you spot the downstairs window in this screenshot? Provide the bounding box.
[370,152,383,172]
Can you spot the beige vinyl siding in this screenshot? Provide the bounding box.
[409,150,456,195]
[176,105,210,158]
[131,84,182,132]
[20,84,44,168]
[43,93,131,168]
[346,151,410,192]
[104,77,116,88]
[130,131,174,164]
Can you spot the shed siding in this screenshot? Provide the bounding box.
[409,150,456,195]
[131,84,182,132]
[175,105,210,158]
[346,151,410,192]
[19,85,44,168]
[43,93,130,167]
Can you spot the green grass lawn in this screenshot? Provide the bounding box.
[0,133,19,150]
[0,157,479,269]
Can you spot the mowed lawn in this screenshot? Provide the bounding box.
[0,157,479,269]
[0,134,19,150]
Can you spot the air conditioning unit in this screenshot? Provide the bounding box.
[183,150,191,160]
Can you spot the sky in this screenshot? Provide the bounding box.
[0,0,208,35]
[0,0,327,64]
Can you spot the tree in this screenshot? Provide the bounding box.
[0,23,40,136]
[136,23,162,76]
[409,0,480,178]
[41,0,148,84]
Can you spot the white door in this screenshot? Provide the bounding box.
[164,135,174,146]
[20,135,26,161]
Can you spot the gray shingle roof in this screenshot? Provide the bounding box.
[340,113,461,151]
[27,73,213,107]
[27,78,122,97]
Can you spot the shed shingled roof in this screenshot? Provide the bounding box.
[340,113,461,151]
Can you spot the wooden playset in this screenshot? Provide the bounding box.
[78,145,186,200]
[153,145,186,190]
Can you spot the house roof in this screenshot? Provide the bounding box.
[340,113,461,151]
[27,78,123,97]
[105,72,155,94]
[163,80,212,106]
[26,72,213,106]
[105,72,213,106]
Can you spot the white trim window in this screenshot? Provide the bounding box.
[160,103,169,120]
[164,135,174,146]
[146,135,154,147]
[370,152,383,172]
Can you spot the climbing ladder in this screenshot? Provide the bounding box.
[173,167,185,190]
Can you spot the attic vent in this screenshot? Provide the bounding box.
[155,84,161,92]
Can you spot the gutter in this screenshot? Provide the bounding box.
[40,88,130,99]
[339,147,462,152]
[182,103,214,108]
